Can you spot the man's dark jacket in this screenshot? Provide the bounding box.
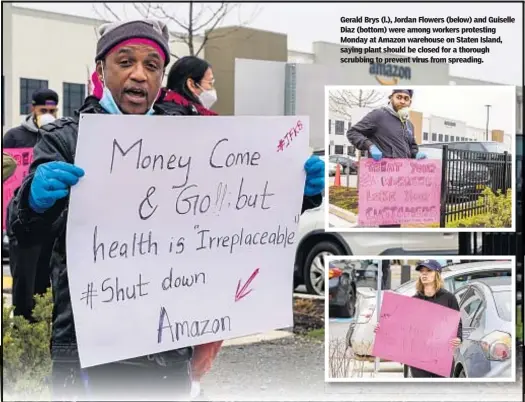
[4,114,55,321]
[9,95,322,365]
[346,107,419,159]
[409,288,463,378]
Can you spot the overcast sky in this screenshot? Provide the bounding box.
[14,2,523,86]
[329,86,516,134]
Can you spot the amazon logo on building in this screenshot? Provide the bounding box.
[369,63,412,85]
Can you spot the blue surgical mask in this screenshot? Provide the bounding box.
[99,66,155,115]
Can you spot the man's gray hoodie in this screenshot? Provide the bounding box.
[346,105,419,159]
[2,115,40,149]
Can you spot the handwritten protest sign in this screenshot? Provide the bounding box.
[372,291,460,377]
[66,114,310,368]
[357,158,442,226]
[2,148,34,230]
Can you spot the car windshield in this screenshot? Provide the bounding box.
[493,290,511,321]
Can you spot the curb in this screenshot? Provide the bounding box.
[329,204,358,224]
[222,330,294,347]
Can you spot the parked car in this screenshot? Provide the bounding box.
[422,141,508,154]
[345,260,513,369]
[420,145,491,201]
[293,199,459,295]
[328,155,358,176]
[452,280,512,378]
[328,260,378,318]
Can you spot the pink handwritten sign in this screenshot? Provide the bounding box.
[357,158,442,226]
[372,291,461,377]
[2,148,34,230]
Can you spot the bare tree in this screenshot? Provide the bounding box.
[92,2,261,59]
[329,89,386,119]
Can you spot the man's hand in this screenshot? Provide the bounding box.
[369,145,383,161]
[29,161,85,213]
[415,152,427,160]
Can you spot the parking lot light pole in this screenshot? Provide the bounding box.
[485,104,491,141]
[374,261,383,373]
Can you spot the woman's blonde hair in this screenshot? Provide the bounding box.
[416,270,444,294]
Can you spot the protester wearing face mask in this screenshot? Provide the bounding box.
[346,89,426,228]
[160,55,218,115]
[161,55,326,399]
[8,19,193,401]
[3,89,59,324]
[346,89,425,162]
[3,89,59,149]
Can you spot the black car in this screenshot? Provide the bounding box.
[419,146,492,202]
[328,260,378,318]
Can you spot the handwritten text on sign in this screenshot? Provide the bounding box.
[2,148,34,230]
[66,115,310,368]
[372,292,460,377]
[357,158,442,226]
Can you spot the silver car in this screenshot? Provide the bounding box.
[452,280,513,378]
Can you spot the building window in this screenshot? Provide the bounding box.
[423,132,429,141]
[432,132,437,141]
[334,145,344,154]
[444,135,449,142]
[347,145,355,156]
[461,137,465,141]
[334,120,345,135]
[438,134,443,142]
[328,119,331,134]
[63,83,86,117]
[20,78,48,114]
[456,136,460,142]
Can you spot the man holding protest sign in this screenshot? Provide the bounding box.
[9,18,325,401]
[346,89,428,228]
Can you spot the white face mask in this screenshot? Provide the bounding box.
[36,113,56,127]
[198,88,217,109]
[397,107,410,121]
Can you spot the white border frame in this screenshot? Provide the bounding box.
[323,85,517,233]
[323,255,517,383]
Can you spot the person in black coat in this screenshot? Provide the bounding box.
[4,88,60,322]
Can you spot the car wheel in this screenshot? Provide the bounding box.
[337,282,356,318]
[304,240,344,295]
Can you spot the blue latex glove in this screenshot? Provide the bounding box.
[29,161,85,213]
[369,145,383,161]
[304,155,324,196]
[416,152,427,160]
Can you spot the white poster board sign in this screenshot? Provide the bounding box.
[67,114,310,368]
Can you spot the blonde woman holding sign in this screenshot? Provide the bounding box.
[375,259,462,378]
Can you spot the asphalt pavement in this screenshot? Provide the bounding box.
[198,333,523,401]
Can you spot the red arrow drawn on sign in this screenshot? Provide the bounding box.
[235,268,260,302]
